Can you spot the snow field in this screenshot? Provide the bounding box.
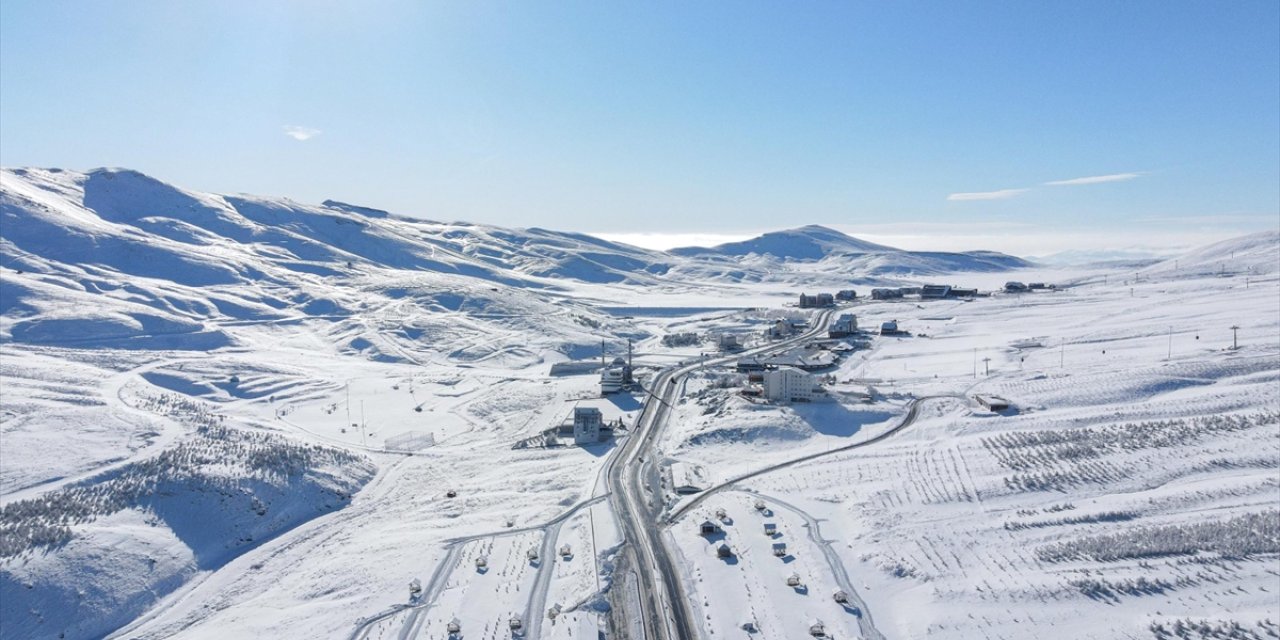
[671,490,862,638]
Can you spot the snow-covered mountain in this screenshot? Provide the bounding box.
[671,223,1032,273]
[670,224,894,259]
[0,167,1040,354]
[2,166,1278,640]
[1142,229,1279,277]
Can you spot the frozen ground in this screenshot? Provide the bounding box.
[662,249,1279,639]
[0,168,1276,640]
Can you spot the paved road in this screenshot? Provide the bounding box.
[608,308,838,640]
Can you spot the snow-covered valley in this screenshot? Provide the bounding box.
[1,168,1277,640]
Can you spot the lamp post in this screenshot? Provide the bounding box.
[982,357,991,376]
[1230,325,1240,350]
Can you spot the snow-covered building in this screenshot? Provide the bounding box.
[573,407,603,444]
[763,347,837,371]
[798,293,834,308]
[920,284,952,299]
[880,320,900,336]
[767,319,790,339]
[599,367,625,394]
[828,313,857,338]
[716,333,741,351]
[836,289,857,301]
[975,395,1011,411]
[870,287,904,300]
[764,367,815,402]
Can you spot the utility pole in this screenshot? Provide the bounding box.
[361,400,366,447]
[1230,325,1240,350]
[1167,326,1173,360]
[1060,340,1065,368]
[346,382,351,426]
[972,348,977,378]
[982,357,991,376]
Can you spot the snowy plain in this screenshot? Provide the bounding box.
[0,167,1276,640]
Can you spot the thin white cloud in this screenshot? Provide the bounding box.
[282,125,322,141]
[1044,172,1142,186]
[946,188,1028,202]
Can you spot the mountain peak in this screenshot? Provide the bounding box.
[669,225,896,260]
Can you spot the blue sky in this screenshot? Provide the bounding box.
[2,1,1277,253]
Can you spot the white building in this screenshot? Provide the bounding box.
[763,366,815,402]
[670,461,705,493]
[599,367,624,394]
[573,407,603,444]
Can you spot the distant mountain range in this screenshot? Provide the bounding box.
[671,225,895,260]
[1,165,1274,371]
[0,168,1033,287]
[671,224,1031,273]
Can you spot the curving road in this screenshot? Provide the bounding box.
[668,394,959,523]
[608,308,838,640]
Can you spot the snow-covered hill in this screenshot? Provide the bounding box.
[671,223,1032,274]
[1142,229,1279,277]
[671,224,895,260]
[4,166,1273,640]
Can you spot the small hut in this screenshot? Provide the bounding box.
[833,590,849,603]
[447,618,461,634]
[527,547,540,562]
[715,507,728,521]
[763,522,778,536]
[559,544,572,558]
[754,499,767,511]
[509,614,523,630]
[699,520,721,536]
[475,556,488,570]
[809,620,827,637]
[772,542,788,557]
[717,543,733,558]
[787,573,802,587]
[408,578,422,596]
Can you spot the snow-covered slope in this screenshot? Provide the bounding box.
[8,167,1268,640]
[0,168,658,357]
[1142,229,1279,277]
